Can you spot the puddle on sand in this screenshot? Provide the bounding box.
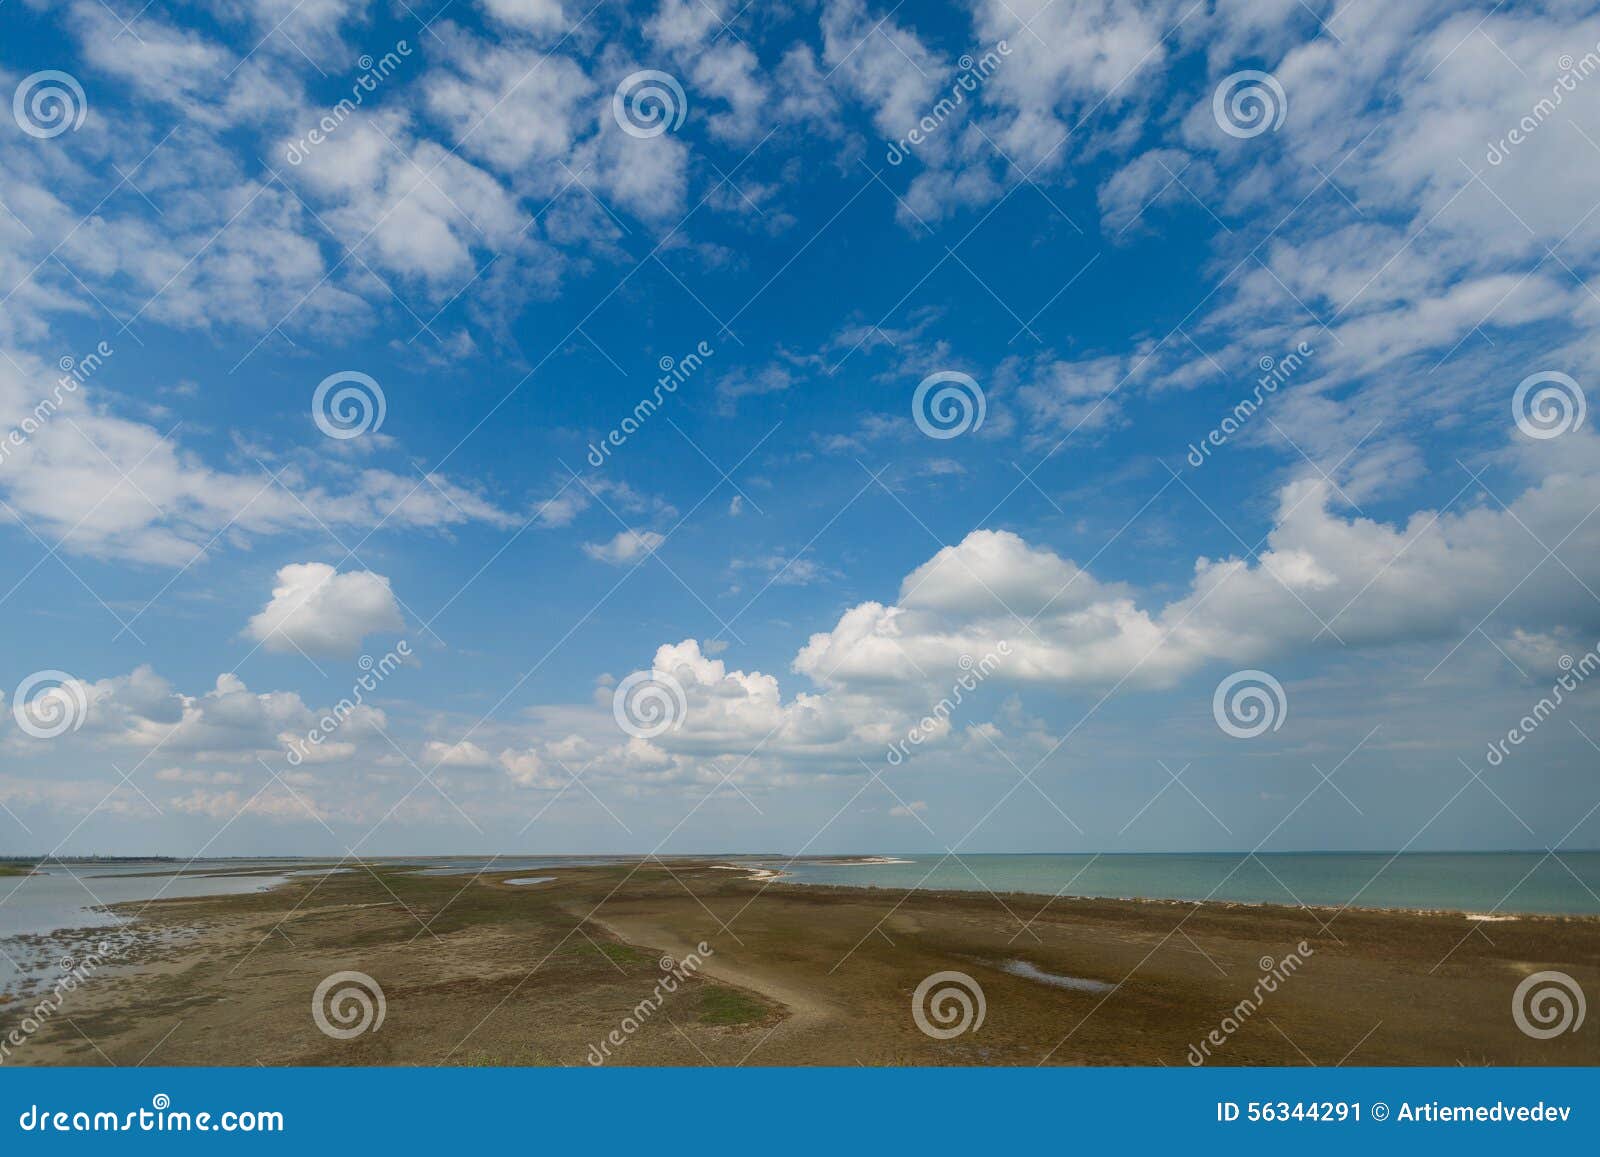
[999,959,1114,993]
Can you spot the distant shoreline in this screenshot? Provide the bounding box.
[11,848,1600,860]
[8,850,1598,916]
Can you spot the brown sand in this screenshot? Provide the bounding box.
[5,861,1597,1066]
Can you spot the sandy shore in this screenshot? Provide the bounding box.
[4,860,1596,1066]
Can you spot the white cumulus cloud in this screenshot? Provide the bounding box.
[583,529,665,565]
[246,563,404,657]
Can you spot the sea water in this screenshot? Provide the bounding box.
[775,852,1600,915]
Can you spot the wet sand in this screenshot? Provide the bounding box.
[4,860,1597,1066]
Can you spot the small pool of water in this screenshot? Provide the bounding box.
[999,959,1115,993]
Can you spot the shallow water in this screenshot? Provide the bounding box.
[1000,959,1114,992]
[0,861,291,993]
[777,852,1600,915]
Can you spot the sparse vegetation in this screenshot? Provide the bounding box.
[696,984,770,1026]
[596,942,649,966]
[8,861,1596,1067]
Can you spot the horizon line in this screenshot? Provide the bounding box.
[10,848,1600,861]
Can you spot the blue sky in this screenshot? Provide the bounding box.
[1,0,1599,860]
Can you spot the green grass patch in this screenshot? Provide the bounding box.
[597,942,649,966]
[696,984,768,1026]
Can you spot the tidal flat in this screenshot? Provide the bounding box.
[5,860,1596,1067]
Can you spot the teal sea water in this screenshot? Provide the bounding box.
[774,852,1600,915]
[4,853,1594,996]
